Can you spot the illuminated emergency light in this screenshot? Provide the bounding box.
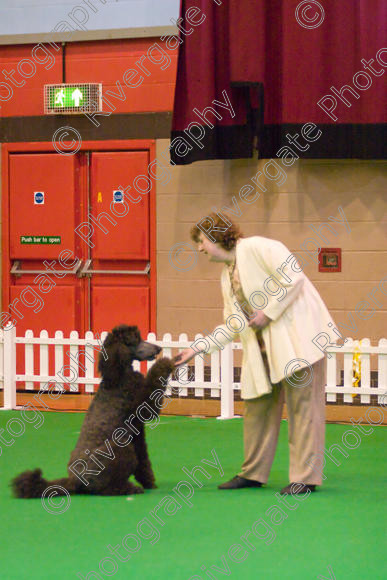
[44,83,102,114]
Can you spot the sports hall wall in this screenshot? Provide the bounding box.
[156,153,386,343]
[0,36,386,345]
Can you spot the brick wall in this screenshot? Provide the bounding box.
[156,146,387,344]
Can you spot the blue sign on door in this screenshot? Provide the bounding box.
[34,191,44,205]
[113,190,123,203]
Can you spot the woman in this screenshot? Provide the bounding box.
[175,213,335,495]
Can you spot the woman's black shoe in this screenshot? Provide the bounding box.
[218,476,263,490]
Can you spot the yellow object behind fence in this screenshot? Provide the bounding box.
[352,340,361,396]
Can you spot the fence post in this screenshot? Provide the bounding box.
[378,338,387,405]
[326,349,337,403]
[343,337,354,403]
[3,324,16,410]
[218,342,235,419]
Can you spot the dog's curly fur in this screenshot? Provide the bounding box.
[11,325,174,498]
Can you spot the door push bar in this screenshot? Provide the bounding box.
[11,259,82,278]
[79,259,151,277]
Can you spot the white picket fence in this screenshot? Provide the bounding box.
[0,327,386,418]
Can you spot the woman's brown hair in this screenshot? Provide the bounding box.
[190,213,243,251]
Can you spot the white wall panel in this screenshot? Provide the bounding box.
[0,0,179,36]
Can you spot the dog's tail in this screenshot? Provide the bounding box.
[11,468,76,498]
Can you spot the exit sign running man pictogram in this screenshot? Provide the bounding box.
[44,83,102,114]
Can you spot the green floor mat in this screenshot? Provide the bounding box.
[1,411,386,580]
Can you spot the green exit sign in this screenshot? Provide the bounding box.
[44,83,102,115]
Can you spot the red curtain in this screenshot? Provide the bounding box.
[171,0,386,163]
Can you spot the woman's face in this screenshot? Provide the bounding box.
[197,233,233,262]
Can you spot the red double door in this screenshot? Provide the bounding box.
[7,149,155,338]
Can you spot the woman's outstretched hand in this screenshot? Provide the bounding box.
[173,347,197,366]
[248,311,271,330]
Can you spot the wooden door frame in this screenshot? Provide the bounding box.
[1,139,157,334]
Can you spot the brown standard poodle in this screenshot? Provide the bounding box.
[12,325,175,498]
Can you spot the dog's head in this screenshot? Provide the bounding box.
[98,324,161,384]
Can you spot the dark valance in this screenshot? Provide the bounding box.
[171,0,387,164]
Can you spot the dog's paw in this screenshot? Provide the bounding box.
[151,357,174,377]
[171,354,185,366]
[141,482,158,489]
[132,485,145,494]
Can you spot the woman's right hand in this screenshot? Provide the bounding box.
[173,347,197,366]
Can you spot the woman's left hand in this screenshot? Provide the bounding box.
[248,311,271,330]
